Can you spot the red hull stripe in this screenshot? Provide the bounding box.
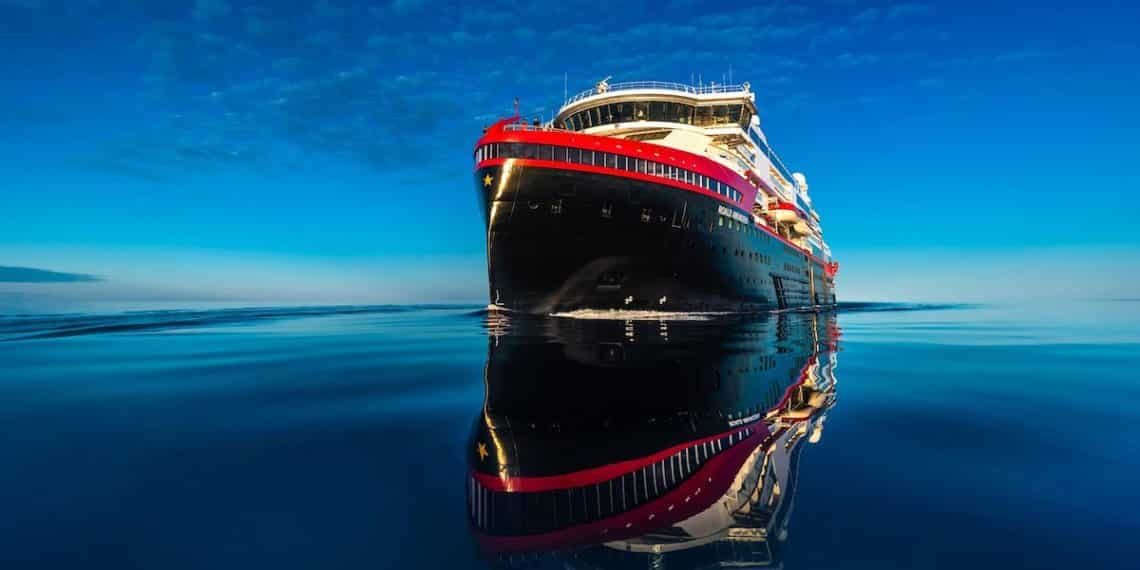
[474,428,774,554]
[475,124,760,208]
[471,420,762,493]
[474,157,745,212]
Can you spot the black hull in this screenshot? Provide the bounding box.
[477,164,836,314]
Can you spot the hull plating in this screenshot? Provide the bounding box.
[478,162,836,314]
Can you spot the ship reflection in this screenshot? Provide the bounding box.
[469,311,840,568]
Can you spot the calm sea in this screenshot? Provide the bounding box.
[1,302,1137,569]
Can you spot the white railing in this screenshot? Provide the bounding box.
[563,81,750,106]
[502,122,571,133]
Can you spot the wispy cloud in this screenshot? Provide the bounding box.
[836,52,880,67]
[887,3,931,20]
[992,48,1057,63]
[853,8,880,27]
[0,266,101,283]
[811,25,853,47]
[192,0,231,22]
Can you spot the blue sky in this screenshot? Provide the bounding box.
[1,0,1138,310]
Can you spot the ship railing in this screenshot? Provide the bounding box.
[564,81,750,106]
[501,122,572,133]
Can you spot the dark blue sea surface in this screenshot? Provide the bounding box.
[1,302,1137,569]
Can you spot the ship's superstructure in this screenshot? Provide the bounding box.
[474,79,837,314]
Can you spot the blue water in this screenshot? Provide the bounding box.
[1,303,1137,569]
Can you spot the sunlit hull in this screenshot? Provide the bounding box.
[476,162,836,314]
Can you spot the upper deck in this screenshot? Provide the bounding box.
[552,80,803,207]
[555,81,758,133]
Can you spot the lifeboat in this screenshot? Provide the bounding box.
[792,221,811,235]
[770,201,800,223]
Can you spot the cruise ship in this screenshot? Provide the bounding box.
[473,78,838,314]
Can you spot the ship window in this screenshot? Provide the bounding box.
[554,145,567,162]
[613,102,635,123]
[589,107,601,127]
[739,108,753,128]
[540,145,554,161]
[600,105,614,124]
[672,102,693,124]
[713,106,728,125]
[634,101,648,120]
[605,153,618,169]
[693,106,713,127]
[568,147,581,163]
[582,149,593,165]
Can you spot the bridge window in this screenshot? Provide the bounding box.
[561,101,696,131]
[693,104,747,127]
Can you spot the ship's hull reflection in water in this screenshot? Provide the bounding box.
[468,311,840,568]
